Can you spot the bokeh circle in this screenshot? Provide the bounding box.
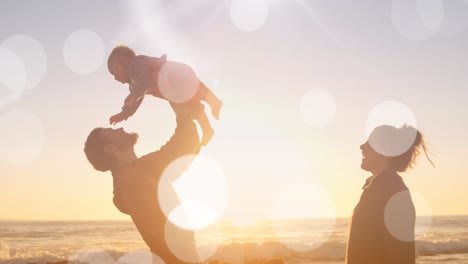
[365,100,418,157]
[391,0,444,40]
[157,61,200,104]
[2,35,47,91]
[165,220,222,263]
[63,29,105,74]
[158,155,228,230]
[0,48,27,92]
[384,190,433,242]
[230,0,269,32]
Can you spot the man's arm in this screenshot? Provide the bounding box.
[138,111,201,174]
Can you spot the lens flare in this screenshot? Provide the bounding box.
[63,29,105,74]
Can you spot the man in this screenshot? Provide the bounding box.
[84,111,201,264]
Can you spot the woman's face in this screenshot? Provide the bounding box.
[360,141,387,174]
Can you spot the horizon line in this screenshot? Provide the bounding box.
[1,214,467,222]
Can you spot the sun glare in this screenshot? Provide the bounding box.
[226,216,259,227]
[159,155,228,230]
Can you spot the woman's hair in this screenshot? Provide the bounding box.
[389,124,435,172]
[84,128,116,172]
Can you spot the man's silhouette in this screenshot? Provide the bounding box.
[84,111,201,264]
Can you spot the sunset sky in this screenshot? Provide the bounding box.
[1,0,467,223]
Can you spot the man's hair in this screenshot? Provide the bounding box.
[84,128,116,172]
[108,45,136,66]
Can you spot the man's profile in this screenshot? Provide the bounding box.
[84,111,201,264]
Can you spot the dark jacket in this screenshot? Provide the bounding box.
[346,172,416,264]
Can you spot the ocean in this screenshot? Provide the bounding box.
[1,216,467,264]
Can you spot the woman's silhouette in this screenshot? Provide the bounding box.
[346,124,434,264]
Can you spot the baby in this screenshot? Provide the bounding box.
[107,45,222,145]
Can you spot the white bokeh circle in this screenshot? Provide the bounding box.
[365,100,418,157]
[2,35,47,91]
[391,0,444,40]
[438,0,468,35]
[158,155,228,230]
[69,248,114,264]
[167,202,219,231]
[116,251,166,264]
[230,0,269,32]
[0,109,46,165]
[63,29,105,74]
[300,89,337,128]
[0,48,27,92]
[271,181,337,251]
[417,0,445,34]
[0,82,22,108]
[384,190,433,242]
[165,221,222,263]
[157,61,200,104]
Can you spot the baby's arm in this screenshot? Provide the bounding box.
[109,93,144,125]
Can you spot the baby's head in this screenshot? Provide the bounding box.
[107,45,136,84]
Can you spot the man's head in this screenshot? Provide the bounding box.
[84,127,139,172]
[107,45,136,84]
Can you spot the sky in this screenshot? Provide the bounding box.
[0,0,468,223]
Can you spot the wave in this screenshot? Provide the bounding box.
[206,241,346,263]
[204,239,468,262]
[2,239,468,264]
[418,240,468,256]
[0,248,128,264]
[0,241,347,263]
[0,227,136,238]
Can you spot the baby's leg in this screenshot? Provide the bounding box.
[194,82,223,120]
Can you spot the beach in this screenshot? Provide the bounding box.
[1,216,467,264]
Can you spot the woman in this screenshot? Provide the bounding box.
[346,124,434,264]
